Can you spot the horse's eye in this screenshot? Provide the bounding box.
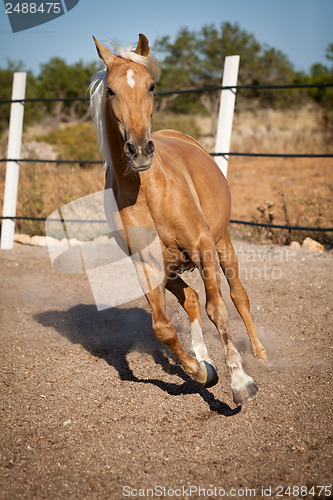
[107,87,115,97]
[149,83,156,93]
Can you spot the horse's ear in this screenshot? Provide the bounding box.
[93,36,116,66]
[135,33,150,57]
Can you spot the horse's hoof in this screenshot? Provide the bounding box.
[232,381,259,405]
[199,360,219,389]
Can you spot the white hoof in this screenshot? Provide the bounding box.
[229,358,259,405]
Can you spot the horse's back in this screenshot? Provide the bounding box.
[152,129,207,152]
[152,129,231,241]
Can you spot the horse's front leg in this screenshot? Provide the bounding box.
[166,274,218,388]
[145,284,210,386]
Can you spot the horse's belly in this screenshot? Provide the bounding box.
[163,246,196,275]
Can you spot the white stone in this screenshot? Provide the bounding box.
[289,241,301,250]
[14,233,30,245]
[30,235,48,246]
[45,236,61,246]
[301,237,324,252]
[93,235,110,245]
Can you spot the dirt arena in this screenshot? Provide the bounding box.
[0,240,332,499]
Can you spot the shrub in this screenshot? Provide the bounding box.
[38,123,101,167]
[152,113,201,139]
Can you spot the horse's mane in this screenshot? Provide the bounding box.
[112,42,161,82]
[89,42,160,169]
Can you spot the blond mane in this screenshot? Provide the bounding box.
[113,42,161,82]
[89,42,160,169]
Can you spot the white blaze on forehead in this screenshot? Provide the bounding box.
[127,69,135,89]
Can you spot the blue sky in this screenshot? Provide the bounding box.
[0,0,332,75]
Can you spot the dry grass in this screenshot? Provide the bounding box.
[199,106,333,247]
[231,106,332,155]
[227,156,333,247]
[199,105,332,155]
[0,150,105,236]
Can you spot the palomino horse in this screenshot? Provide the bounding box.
[90,34,266,405]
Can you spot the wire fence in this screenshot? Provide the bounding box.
[1,150,333,165]
[1,215,332,232]
[0,82,332,104]
[1,81,333,233]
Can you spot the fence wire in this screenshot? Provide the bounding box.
[1,215,332,232]
[1,150,333,165]
[0,82,332,104]
[1,80,332,233]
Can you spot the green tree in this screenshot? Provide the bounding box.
[0,58,102,137]
[156,23,299,135]
[0,60,40,136]
[37,58,101,126]
[154,28,203,114]
[307,43,333,132]
[326,43,333,62]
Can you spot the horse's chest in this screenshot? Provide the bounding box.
[115,191,197,274]
[118,197,154,228]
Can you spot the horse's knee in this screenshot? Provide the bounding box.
[205,296,228,328]
[230,283,248,302]
[230,282,250,310]
[184,287,201,322]
[185,287,199,305]
[152,317,177,347]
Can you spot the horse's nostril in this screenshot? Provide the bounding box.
[125,140,154,160]
[124,141,137,158]
[144,140,155,157]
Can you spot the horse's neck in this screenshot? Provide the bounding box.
[105,109,141,206]
[105,108,125,173]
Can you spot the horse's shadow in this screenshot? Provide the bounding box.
[34,304,240,417]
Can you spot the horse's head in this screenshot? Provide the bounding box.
[93,34,159,172]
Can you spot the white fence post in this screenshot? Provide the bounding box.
[214,55,240,178]
[1,72,27,250]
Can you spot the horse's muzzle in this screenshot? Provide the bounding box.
[124,139,155,171]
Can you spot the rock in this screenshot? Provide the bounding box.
[289,241,301,250]
[69,238,80,246]
[301,237,324,252]
[30,235,48,246]
[93,235,110,245]
[45,236,61,246]
[14,233,31,245]
[21,140,58,160]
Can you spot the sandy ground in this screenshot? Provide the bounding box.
[0,241,332,499]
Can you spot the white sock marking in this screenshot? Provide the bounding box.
[191,319,213,364]
[230,365,255,390]
[127,69,135,89]
[227,347,254,390]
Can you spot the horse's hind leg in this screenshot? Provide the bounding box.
[188,238,258,404]
[166,274,218,388]
[217,232,266,360]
